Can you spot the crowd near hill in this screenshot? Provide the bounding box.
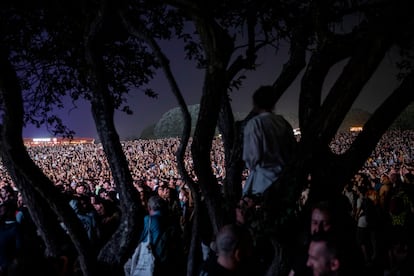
[0,129,413,275]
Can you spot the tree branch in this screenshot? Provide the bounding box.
[271,25,308,104]
[119,10,202,274]
[316,30,392,145]
[299,26,368,131]
[0,47,94,275]
[338,70,414,181]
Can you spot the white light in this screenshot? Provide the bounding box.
[32,138,51,142]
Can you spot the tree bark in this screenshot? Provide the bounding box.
[0,46,95,276]
[190,14,234,233]
[83,3,143,271]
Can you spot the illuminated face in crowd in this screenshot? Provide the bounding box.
[0,188,7,200]
[157,185,170,200]
[310,208,332,235]
[306,240,339,276]
[93,202,105,216]
[75,184,87,195]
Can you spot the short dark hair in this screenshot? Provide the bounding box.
[215,224,252,257]
[253,86,275,111]
[147,195,166,212]
[310,231,358,274]
[310,231,341,259]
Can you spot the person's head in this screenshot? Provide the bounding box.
[92,197,115,217]
[179,188,189,203]
[252,85,275,112]
[168,178,176,189]
[235,196,256,225]
[381,174,391,185]
[157,183,170,200]
[147,195,166,214]
[389,172,400,184]
[310,201,333,235]
[75,182,89,195]
[215,224,253,271]
[306,232,343,276]
[366,188,378,204]
[0,200,17,222]
[105,190,118,203]
[75,195,93,214]
[17,192,24,208]
[0,185,15,201]
[93,198,105,216]
[150,178,159,189]
[309,197,354,237]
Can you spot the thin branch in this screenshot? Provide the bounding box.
[271,25,308,104]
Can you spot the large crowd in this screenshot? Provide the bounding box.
[0,130,413,275]
[0,130,412,195]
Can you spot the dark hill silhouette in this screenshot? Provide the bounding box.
[138,105,414,139]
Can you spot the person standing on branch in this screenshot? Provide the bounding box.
[242,85,297,197]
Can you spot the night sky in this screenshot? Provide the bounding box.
[22,40,400,140]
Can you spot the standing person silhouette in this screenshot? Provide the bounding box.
[242,85,296,197]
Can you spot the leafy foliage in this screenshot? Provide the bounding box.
[0,1,175,136]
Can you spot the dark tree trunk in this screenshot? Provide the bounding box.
[0,46,95,276]
[190,17,234,233]
[297,15,401,203]
[83,4,144,272]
